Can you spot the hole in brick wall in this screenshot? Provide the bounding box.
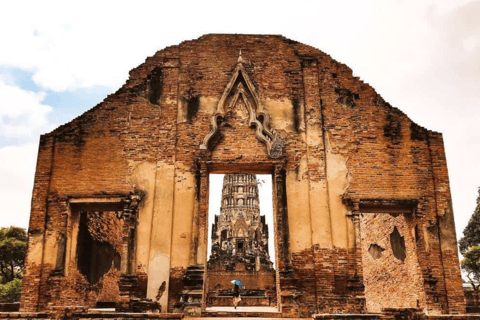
[206,173,277,308]
[96,301,116,308]
[334,87,356,108]
[76,212,122,284]
[148,67,163,105]
[414,225,420,243]
[292,98,300,133]
[156,281,166,301]
[390,226,406,262]
[368,243,385,259]
[187,96,200,120]
[54,233,67,272]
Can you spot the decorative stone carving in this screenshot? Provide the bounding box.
[118,192,143,275]
[200,51,285,158]
[117,193,142,221]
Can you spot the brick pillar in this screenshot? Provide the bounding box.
[274,164,290,270]
[198,162,209,312]
[20,135,55,312]
[428,132,465,314]
[146,59,180,311]
[351,200,364,286]
[197,162,209,266]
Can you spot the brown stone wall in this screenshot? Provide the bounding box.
[206,270,275,292]
[428,132,465,314]
[166,267,185,314]
[21,34,465,316]
[28,204,127,310]
[313,247,365,314]
[360,213,426,312]
[21,135,55,311]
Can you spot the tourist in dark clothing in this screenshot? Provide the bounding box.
[233,283,241,309]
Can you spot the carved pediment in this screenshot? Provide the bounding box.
[200,51,285,158]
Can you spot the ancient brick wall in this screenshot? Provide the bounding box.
[360,213,426,312]
[21,34,465,316]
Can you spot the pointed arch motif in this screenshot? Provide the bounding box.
[200,52,285,158]
[234,218,248,238]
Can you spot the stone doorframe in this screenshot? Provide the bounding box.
[191,159,289,312]
[344,198,421,281]
[343,198,446,313]
[64,194,143,278]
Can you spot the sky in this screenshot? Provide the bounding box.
[0,0,479,259]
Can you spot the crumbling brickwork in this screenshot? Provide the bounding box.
[360,213,426,312]
[20,34,465,317]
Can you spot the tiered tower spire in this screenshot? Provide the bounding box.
[208,173,273,271]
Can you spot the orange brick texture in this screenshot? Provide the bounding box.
[20,34,465,317]
[360,213,426,312]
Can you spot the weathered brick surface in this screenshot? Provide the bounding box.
[20,34,465,317]
[360,213,426,312]
[167,267,186,314]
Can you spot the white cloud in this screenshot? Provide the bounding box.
[0,72,16,86]
[0,143,38,229]
[0,1,461,92]
[0,80,53,138]
[0,1,193,91]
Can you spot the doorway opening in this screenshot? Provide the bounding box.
[205,173,277,311]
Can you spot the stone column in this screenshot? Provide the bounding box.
[274,164,290,269]
[197,162,209,266]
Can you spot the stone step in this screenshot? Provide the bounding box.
[186,318,311,320]
[204,306,278,313]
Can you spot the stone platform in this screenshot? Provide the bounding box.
[206,296,276,307]
[0,312,183,320]
[205,306,278,312]
[2,311,480,320]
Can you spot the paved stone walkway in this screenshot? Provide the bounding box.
[205,306,278,313]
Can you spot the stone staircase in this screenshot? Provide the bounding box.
[173,265,205,316]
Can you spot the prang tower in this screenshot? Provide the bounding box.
[208,173,273,271]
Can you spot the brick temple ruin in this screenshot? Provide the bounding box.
[15,34,472,320]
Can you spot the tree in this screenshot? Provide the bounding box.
[0,278,22,302]
[462,246,480,307]
[459,187,480,254]
[0,227,27,283]
[459,187,480,307]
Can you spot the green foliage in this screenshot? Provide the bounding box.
[459,188,480,307]
[459,187,480,254]
[461,246,480,284]
[0,278,22,302]
[0,227,27,283]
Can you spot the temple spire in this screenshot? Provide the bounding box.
[238,49,245,64]
[207,173,273,271]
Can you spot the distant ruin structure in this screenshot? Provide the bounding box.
[19,34,468,319]
[205,174,275,306]
[208,174,273,271]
